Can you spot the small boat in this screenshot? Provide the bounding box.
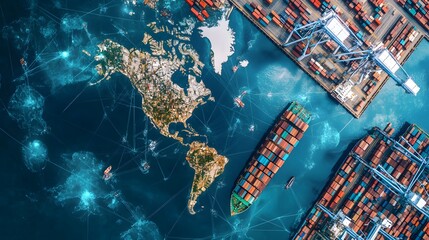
[20,58,27,66]
[285,176,295,189]
[249,124,255,132]
[233,91,247,108]
[234,97,244,108]
[20,58,28,70]
[232,65,238,72]
[103,166,113,180]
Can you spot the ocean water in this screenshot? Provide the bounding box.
[1,0,429,239]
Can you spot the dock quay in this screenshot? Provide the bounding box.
[227,0,425,118]
[292,123,429,239]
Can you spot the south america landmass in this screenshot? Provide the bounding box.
[93,22,228,214]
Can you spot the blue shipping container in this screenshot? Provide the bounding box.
[245,4,253,12]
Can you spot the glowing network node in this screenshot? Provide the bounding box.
[122,6,130,14]
[60,51,70,59]
[22,138,48,172]
[80,190,96,207]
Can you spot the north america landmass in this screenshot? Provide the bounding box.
[93,21,228,214]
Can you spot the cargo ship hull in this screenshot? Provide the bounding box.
[230,101,311,216]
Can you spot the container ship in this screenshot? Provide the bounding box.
[230,101,311,216]
[293,123,429,239]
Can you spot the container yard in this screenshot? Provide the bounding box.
[292,123,429,239]
[230,101,311,216]
[226,0,426,118]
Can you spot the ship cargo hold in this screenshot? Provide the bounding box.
[230,101,311,216]
[293,123,429,239]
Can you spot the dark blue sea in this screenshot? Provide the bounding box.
[1,0,429,239]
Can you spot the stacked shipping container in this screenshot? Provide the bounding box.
[396,0,429,31]
[389,23,419,61]
[244,2,272,26]
[384,17,408,46]
[307,58,338,81]
[344,0,388,34]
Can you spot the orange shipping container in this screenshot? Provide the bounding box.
[202,10,209,18]
[197,14,204,21]
[252,11,260,19]
[262,174,270,183]
[262,17,270,24]
[244,193,251,201]
[190,7,199,16]
[199,0,207,8]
